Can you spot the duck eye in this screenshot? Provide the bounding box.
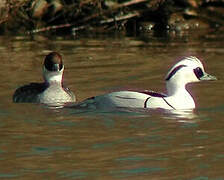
[194,67,204,80]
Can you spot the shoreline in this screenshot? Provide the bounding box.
[0,0,224,35]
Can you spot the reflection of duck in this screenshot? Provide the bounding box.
[13,52,75,105]
[79,56,216,110]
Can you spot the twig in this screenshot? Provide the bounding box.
[99,12,140,24]
[28,0,145,34]
[120,0,148,7]
[28,23,73,34]
[28,11,140,34]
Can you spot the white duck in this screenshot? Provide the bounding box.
[78,56,216,110]
[13,52,75,105]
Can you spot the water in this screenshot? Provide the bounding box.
[0,31,224,179]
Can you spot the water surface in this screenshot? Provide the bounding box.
[0,31,224,179]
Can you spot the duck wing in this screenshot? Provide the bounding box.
[13,83,48,103]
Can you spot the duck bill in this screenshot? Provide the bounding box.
[200,72,217,81]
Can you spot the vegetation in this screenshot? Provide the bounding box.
[0,0,224,35]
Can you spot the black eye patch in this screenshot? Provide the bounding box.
[194,67,204,80]
[166,65,187,81]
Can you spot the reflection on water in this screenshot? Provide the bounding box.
[0,31,224,179]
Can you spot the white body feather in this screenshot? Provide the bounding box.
[80,56,216,110]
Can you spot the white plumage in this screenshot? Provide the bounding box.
[79,56,216,110]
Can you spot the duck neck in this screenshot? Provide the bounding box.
[165,80,196,109]
[43,69,64,87]
[166,80,190,97]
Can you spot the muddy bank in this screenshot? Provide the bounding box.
[0,0,224,35]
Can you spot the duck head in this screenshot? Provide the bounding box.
[165,56,216,96]
[43,52,64,84]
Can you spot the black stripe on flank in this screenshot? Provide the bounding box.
[115,96,137,100]
[139,91,167,97]
[162,97,176,110]
[166,65,187,81]
[144,97,151,108]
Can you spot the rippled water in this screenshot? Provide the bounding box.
[0,31,224,179]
